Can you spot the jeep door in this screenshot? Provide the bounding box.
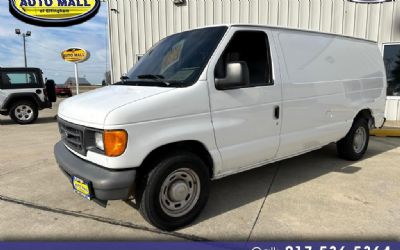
[0,69,46,103]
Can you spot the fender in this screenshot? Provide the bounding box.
[1,93,51,111]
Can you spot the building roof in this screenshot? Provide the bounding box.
[64,77,91,86]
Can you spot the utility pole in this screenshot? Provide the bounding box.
[74,63,80,95]
[15,29,31,68]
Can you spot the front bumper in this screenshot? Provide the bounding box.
[54,141,136,201]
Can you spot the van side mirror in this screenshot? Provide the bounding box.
[215,62,250,90]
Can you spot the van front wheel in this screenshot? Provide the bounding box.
[337,118,369,161]
[138,152,210,231]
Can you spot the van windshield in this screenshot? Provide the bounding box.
[122,26,228,87]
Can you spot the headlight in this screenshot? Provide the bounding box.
[104,130,128,157]
[94,132,104,151]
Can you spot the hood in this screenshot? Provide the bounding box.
[58,85,173,127]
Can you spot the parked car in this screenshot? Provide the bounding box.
[0,67,56,124]
[54,25,386,230]
[55,84,72,97]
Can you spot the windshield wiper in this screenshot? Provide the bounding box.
[114,79,173,87]
[114,75,186,87]
[137,74,171,87]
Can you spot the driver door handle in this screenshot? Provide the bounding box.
[274,106,280,119]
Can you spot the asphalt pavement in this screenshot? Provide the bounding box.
[0,98,399,240]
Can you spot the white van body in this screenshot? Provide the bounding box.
[55,25,386,230]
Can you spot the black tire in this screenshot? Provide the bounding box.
[138,151,210,231]
[337,118,369,161]
[9,100,38,125]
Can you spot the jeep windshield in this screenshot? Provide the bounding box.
[117,26,228,87]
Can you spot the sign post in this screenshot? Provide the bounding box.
[74,63,80,95]
[61,48,90,95]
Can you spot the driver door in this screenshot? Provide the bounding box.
[207,28,282,175]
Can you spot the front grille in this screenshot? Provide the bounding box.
[58,118,86,155]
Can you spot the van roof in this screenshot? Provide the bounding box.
[234,24,376,43]
[198,24,376,44]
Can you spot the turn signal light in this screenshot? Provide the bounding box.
[104,130,128,157]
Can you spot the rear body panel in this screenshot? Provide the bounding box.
[273,28,386,158]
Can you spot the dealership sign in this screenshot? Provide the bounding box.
[61,48,90,63]
[9,0,100,26]
[61,47,90,95]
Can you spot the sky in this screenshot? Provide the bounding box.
[0,1,109,85]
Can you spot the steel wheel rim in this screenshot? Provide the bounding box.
[14,105,33,121]
[353,127,367,154]
[159,168,200,217]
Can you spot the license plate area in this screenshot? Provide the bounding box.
[72,176,93,200]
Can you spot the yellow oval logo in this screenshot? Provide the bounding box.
[9,0,100,26]
[61,48,90,63]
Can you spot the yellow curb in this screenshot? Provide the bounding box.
[370,129,400,137]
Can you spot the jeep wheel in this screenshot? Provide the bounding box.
[10,101,38,125]
[337,118,369,161]
[138,151,210,231]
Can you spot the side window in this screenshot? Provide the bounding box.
[383,43,400,97]
[215,31,273,87]
[1,72,39,89]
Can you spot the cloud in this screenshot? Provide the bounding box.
[0,1,109,85]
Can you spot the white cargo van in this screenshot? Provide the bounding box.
[54,25,386,230]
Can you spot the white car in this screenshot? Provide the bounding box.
[0,67,55,124]
[54,25,386,230]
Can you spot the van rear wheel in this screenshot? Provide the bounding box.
[337,118,369,161]
[138,151,210,231]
